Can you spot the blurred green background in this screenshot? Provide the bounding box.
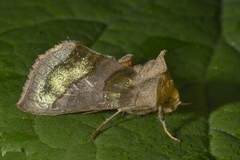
[0,0,240,159]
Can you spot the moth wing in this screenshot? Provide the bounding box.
[49,67,137,115]
[17,40,138,115]
[18,69,137,115]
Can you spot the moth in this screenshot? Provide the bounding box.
[17,40,182,142]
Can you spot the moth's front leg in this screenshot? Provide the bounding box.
[158,106,181,142]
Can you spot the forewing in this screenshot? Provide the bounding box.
[17,41,137,115]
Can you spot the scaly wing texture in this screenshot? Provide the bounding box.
[17,41,138,115]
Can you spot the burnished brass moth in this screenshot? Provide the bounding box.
[17,41,182,142]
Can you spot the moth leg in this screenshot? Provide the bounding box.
[91,106,145,141]
[118,54,134,67]
[91,110,122,141]
[158,107,181,142]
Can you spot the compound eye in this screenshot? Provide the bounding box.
[163,98,171,105]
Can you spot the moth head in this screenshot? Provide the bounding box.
[157,73,181,113]
[161,87,180,113]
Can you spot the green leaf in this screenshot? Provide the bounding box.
[0,0,240,159]
[210,103,240,159]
